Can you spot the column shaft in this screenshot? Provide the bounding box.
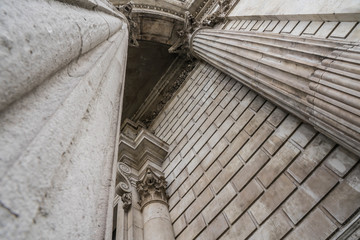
[143,202,174,240]
[190,28,360,155]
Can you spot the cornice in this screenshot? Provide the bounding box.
[118,119,169,171]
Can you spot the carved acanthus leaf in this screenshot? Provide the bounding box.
[136,168,168,208]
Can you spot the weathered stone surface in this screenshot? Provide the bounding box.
[232,149,269,191]
[185,187,214,223]
[170,190,195,222]
[258,142,300,187]
[285,208,337,240]
[249,211,292,240]
[283,167,338,224]
[177,215,206,240]
[220,213,256,240]
[0,2,128,237]
[324,146,359,177]
[224,179,263,224]
[212,155,243,194]
[287,134,335,183]
[202,184,236,224]
[197,213,229,240]
[322,164,360,224]
[250,174,296,224]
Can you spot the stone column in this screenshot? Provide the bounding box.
[0,1,129,239]
[136,168,175,240]
[189,28,360,155]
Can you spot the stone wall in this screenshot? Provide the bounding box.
[0,1,128,239]
[150,62,360,239]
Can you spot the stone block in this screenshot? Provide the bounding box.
[291,21,310,35]
[202,184,236,224]
[224,78,237,92]
[169,189,195,222]
[214,101,238,128]
[324,146,358,177]
[212,155,244,194]
[194,124,217,153]
[250,174,296,224]
[234,85,250,102]
[287,134,335,183]
[208,118,234,148]
[187,144,211,174]
[285,208,337,240]
[174,150,194,177]
[173,215,186,237]
[232,149,269,191]
[219,131,249,167]
[248,211,292,240]
[257,142,300,188]
[168,191,180,211]
[226,109,254,142]
[330,22,357,38]
[178,165,204,197]
[322,164,360,224]
[201,106,223,132]
[244,102,275,136]
[249,95,265,112]
[231,90,256,120]
[220,213,256,240]
[289,123,316,148]
[266,107,287,127]
[281,21,299,33]
[186,113,207,139]
[180,132,201,158]
[303,21,323,35]
[224,179,263,224]
[177,214,206,240]
[206,92,226,116]
[315,22,338,38]
[167,169,187,197]
[197,213,228,240]
[185,187,214,223]
[194,161,221,196]
[283,167,338,224]
[201,138,228,170]
[262,115,301,155]
[239,122,274,162]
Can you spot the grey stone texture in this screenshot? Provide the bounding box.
[151,61,359,239]
[0,0,128,239]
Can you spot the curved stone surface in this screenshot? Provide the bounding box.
[190,28,360,155]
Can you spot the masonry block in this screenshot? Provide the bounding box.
[250,174,296,224]
[224,179,263,224]
[232,149,269,191]
[202,184,236,224]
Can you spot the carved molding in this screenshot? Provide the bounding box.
[136,168,168,209]
[118,119,169,171]
[133,4,184,18]
[115,162,132,211]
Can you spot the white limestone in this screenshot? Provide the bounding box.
[0,1,128,239]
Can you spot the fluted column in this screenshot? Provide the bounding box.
[190,28,360,155]
[137,168,175,240]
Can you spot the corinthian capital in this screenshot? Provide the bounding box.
[136,168,168,209]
